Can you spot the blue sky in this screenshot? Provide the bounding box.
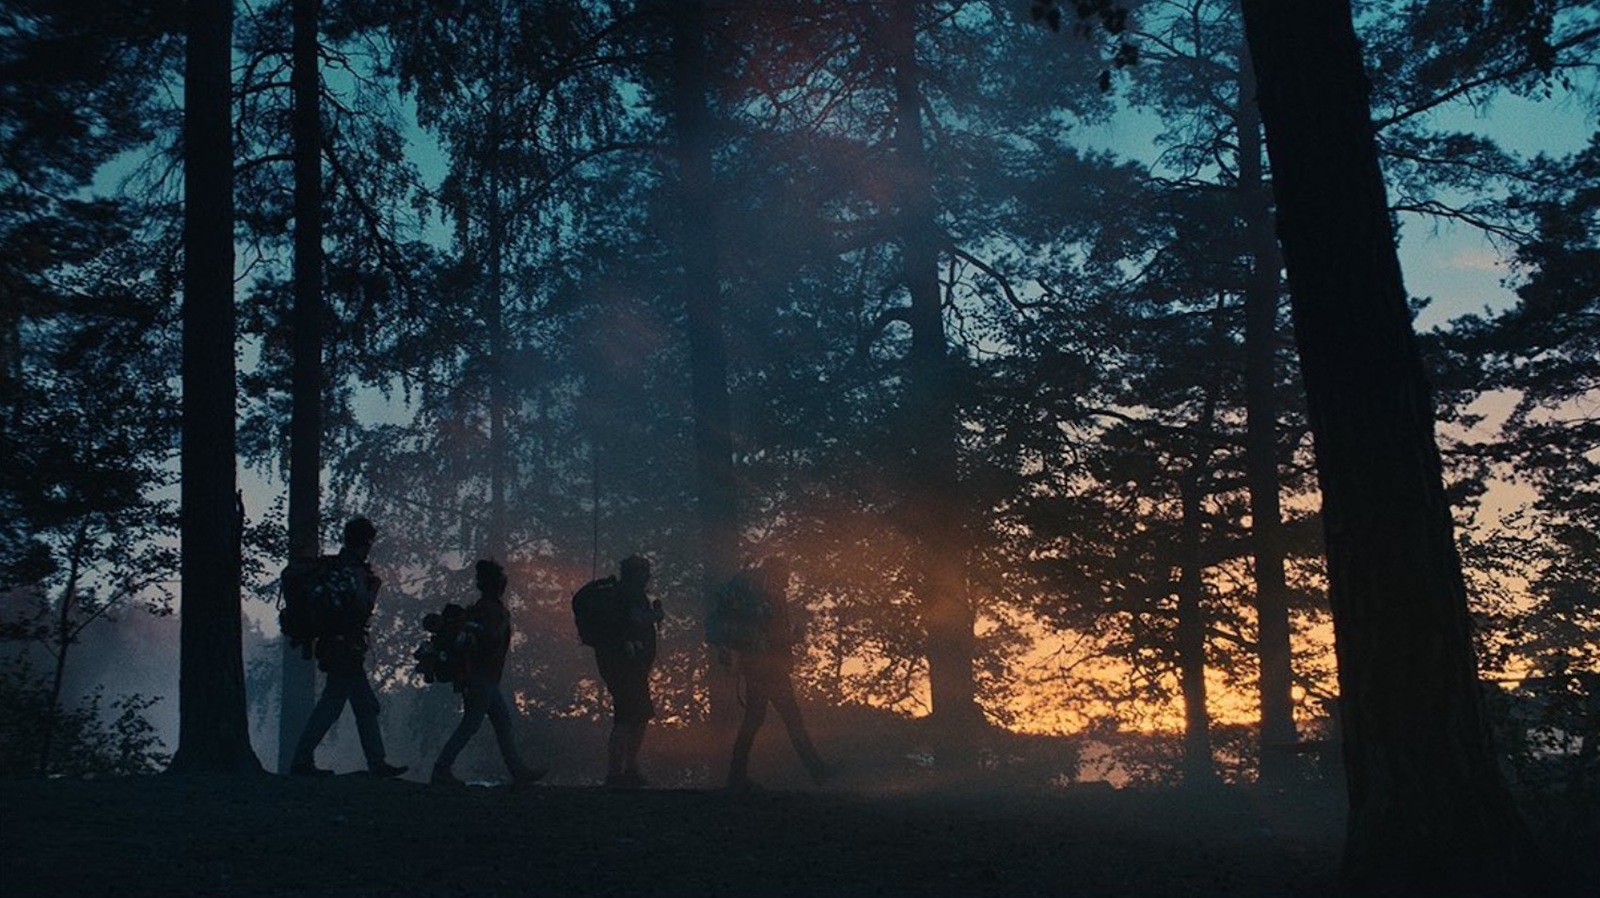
[1080,80,1597,331]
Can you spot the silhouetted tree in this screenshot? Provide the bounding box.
[277,0,327,775]
[228,0,436,767]
[1437,136,1600,786]
[880,0,983,765]
[1241,0,1533,891]
[170,0,262,774]
[0,0,186,776]
[1109,0,1307,782]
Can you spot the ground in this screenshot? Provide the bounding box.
[3,772,1350,897]
[3,773,1593,896]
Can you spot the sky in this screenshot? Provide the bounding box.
[1078,80,1597,330]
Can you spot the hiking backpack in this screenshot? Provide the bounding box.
[571,576,624,647]
[413,603,474,689]
[278,556,361,658]
[705,572,771,652]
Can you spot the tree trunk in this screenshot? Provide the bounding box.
[279,0,322,775]
[1176,472,1217,787]
[39,522,89,777]
[485,89,508,562]
[170,0,262,775]
[885,0,979,767]
[669,0,740,727]
[1236,42,1296,784]
[1241,0,1533,891]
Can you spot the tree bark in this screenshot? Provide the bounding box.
[1241,0,1533,891]
[170,0,262,774]
[1235,42,1296,784]
[669,0,740,726]
[485,84,508,562]
[280,0,322,775]
[885,0,980,767]
[1176,471,1217,787]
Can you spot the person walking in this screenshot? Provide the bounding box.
[589,555,662,787]
[431,560,547,787]
[720,557,831,791]
[289,516,407,778]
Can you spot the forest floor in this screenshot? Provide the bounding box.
[3,771,1594,897]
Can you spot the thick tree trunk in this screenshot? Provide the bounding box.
[1241,0,1534,892]
[885,0,979,767]
[669,0,740,726]
[170,0,262,774]
[279,0,322,775]
[1236,44,1296,784]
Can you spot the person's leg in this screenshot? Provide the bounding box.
[347,670,394,770]
[434,681,489,780]
[769,670,827,780]
[625,719,649,775]
[607,721,631,777]
[292,670,354,770]
[622,665,654,777]
[600,651,650,784]
[728,668,770,788]
[597,651,627,779]
[483,683,540,779]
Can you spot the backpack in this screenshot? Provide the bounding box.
[571,576,624,647]
[279,555,361,658]
[413,603,474,690]
[705,572,771,652]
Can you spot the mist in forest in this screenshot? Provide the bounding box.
[3,9,1596,896]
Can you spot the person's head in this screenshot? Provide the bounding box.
[342,516,378,556]
[619,554,651,587]
[475,559,507,599]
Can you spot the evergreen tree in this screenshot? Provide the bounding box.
[0,0,185,776]
[170,0,262,774]
[1241,0,1535,890]
[1438,136,1600,784]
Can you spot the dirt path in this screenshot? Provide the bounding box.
[0,774,1359,897]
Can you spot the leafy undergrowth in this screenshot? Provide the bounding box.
[1,774,1349,897]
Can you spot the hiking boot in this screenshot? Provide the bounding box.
[430,767,464,787]
[604,772,647,789]
[289,761,334,777]
[726,775,763,792]
[369,760,408,778]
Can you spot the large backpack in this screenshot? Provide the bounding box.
[705,572,771,652]
[571,576,624,647]
[278,556,360,658]
[413,603,474,690]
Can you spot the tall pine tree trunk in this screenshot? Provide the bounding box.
[1241,0,1533,891]
[1236,43,1296,784]
[170,0,262,774]
[670,0,740,727]
[885,0,979,767]
[485,90,509,562]
[1176,471,1217,787]
[279,0,322,775]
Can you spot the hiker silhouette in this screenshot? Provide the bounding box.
[289,516,407,778]
[721,556,832,790]
[430,560,547,787]
[588,554,663,787]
